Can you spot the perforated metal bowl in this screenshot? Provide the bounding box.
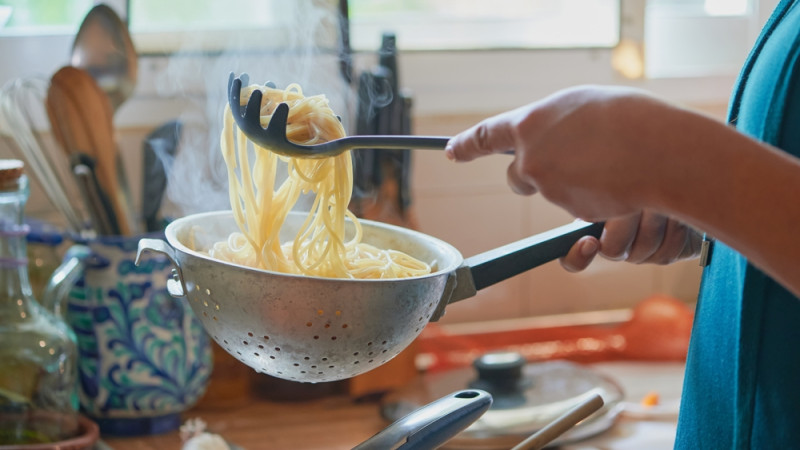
[137,211,601,383]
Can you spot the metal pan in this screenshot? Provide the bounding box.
[136,211,602,383]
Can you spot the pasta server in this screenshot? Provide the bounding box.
[227,72,450,158]
[136,211,603,383]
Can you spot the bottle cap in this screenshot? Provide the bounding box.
[0,159,24,190]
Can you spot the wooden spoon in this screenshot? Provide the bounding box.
[46,66,133,235]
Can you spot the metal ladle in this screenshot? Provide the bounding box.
[70,4,137,114]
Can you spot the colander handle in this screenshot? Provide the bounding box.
[135,238,188,297]
[447,220,605,304]
[353,389,492,450]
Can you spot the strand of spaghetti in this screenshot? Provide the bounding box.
[235,117,257,235]
[256,147,277,252]
[235,121,266,267]
[221,107,255,259]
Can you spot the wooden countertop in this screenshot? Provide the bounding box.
[102,395,389,450]
[99,360,685,450]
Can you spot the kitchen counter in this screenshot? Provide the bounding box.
[102,395,389,450]
[101,361,684,450]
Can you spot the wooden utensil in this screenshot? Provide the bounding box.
[46,66,133,235]
[510,394,605,450]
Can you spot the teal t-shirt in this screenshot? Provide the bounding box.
[675,0,800,448]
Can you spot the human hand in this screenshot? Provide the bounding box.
[445,85,679,221]
[559,212,702,272]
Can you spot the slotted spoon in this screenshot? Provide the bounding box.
[227,72,450,158]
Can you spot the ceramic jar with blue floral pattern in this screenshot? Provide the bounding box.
[64,234,212,436]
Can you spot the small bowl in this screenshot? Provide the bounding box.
[0,415,99,450]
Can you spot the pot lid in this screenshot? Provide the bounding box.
[381,353,624,449]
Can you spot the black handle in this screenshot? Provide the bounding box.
[340,135,450,150]
[465,221,604,291]
[354,390,492,450]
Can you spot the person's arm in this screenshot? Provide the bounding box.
[445,85,800,297]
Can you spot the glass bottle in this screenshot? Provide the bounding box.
[25,221,64,301]
[0,159,79,444]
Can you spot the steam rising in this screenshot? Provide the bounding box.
[155,1,352,218]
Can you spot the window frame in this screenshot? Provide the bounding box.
[0,0,778,129]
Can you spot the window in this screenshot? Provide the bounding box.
[644,0,762,77]
[127,0,620,54]
[128,1,341,54]
[348,0,620,51]
[0,0,778,122]
[0,0,93,35]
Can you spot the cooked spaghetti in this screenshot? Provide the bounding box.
[212,82,431,279]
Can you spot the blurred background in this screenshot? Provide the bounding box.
[0,0,775,326]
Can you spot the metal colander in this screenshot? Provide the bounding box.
[137,210,601,383]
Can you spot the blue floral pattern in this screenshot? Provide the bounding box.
[64,235,212,422]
